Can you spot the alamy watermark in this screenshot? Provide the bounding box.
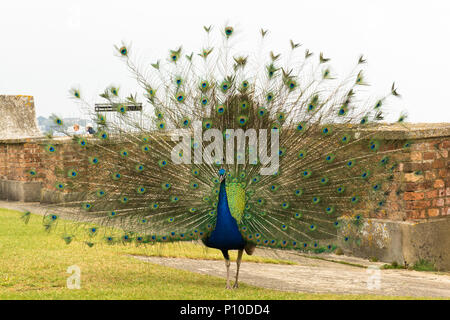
[170,121,279,175]
[366,265,381,290]
[67,265,81,289]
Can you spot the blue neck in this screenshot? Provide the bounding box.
[203,179,245,250]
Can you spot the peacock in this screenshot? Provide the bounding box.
[32,25,409,289]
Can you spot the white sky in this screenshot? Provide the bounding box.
[0,0,449,122]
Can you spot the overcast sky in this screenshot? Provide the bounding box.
[0,0,449,122]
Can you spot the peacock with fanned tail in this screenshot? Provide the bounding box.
[33,25,410,289]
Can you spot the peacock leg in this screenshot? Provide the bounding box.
[222,250,232,289]
[225,259,231,289]
[233,249,244,289]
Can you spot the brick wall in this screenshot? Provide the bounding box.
[0,139,42,182]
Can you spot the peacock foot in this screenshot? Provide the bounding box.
[233,282,239,289]
[225,284,232,290]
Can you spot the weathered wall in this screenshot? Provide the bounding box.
[0,95,42,140]
[337,124,450,270]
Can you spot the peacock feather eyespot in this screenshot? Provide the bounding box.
[241,80,249,90]
[168,217,175,223]
[224,26,234,37]
[294,188,303,196]
[369,140,380,151]
[120,149,129,157]
[373,183,381,191]
[350,195,359,204]
[221,80,231,92]
[312,196,320,204]
[203,119,213,129]
[257,107,267,117]
[98,131,109,140]
[276,112,286,122]
[380,156,389,166]
[120,196,129,204]
[325,153,335,163]
[141,145,150,153]
[201,97,209,106]
[151,203,159,210]
[137,186,146,194]
[325,206,335,214]
[158,159,168,168]
[216,105,226,114]
[320,177,329,185]
[287,79,297,90]
[190,182,199,189]
[189,208,197,213]
[181,117,191,127]
[78,139,87,147]
[269,184,279,192]
[46,145,56,153]
[321,126,332,135]
[360,116,368,125]
[96,189,105,197]
[135,164,144,172]
[68,169,78,178]
[109,211,118,218]
[112,172,121,180]
[157,120,166,130]
[296,122,306,132]
[89,157,99,165]
[337,186,345,193]
[338,104,348,116]
[54,118,63,126]
[56,182,64,190]
[176,93,185,103]
[82,203,92,211]
[361,171,370,179]
[175,77,183,86]
[346,159,356,168]
[281,202,290,209]
[309,224,317,231]
[334,221,340,228]
[403,141,412,149]
[237,115,248,126]
[240,101,248,110]
[302,169,312,178]
[119,46,128,56]
[266,92,274,103]
[117,104,127,114]
[161,182,171,191]
[192,168,200,176]
[170,196,180,203]
[340,134,350,144]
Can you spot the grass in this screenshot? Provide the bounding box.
[0,208,431,300]
[381,260,437,272]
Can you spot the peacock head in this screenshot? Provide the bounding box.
[219,168,226,182]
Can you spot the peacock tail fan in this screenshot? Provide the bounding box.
[34,24,410,253]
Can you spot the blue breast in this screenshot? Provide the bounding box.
[203,180,246,250]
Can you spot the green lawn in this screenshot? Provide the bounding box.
[0,208,425,300]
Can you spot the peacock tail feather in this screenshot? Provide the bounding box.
[35,25,409,253]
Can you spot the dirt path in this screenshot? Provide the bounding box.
[134,255,450,298]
